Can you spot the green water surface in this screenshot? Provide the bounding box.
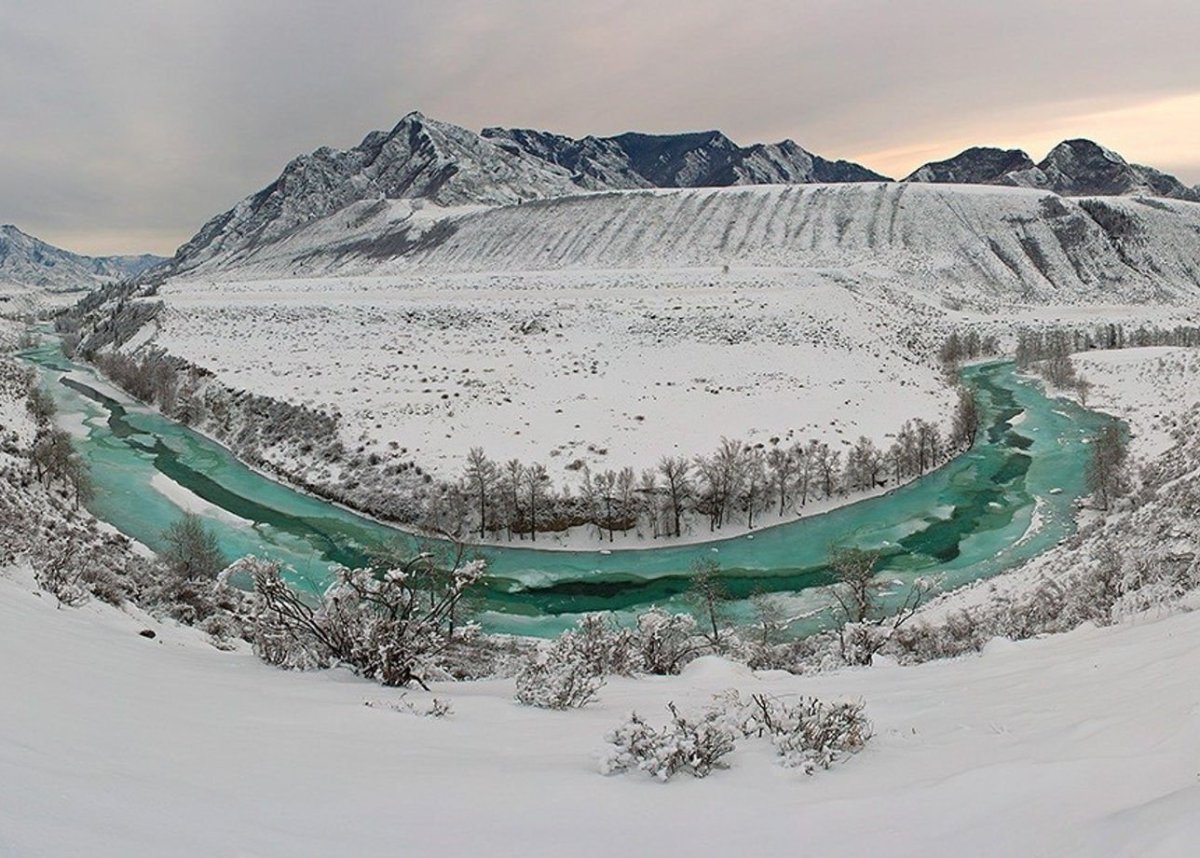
[21,342,1112,635]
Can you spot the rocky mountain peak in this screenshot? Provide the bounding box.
[907,139,1200,203]
[903,146,1036,185]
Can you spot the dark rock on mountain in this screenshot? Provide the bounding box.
[908,139,1200,202]
[485,127,890,189]
[482,128,652,190]
[903,147,1036,185]
[171,112,583,272]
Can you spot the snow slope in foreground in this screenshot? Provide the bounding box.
[2,564,1197,857]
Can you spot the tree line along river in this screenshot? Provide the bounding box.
[21,339,1113,636]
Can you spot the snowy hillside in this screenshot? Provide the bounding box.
[0,225,163,296]
[162,113,887,277]
[2,558,1197,857]
[189,182,1200,306]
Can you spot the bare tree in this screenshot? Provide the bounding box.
[616,467,637,537]
[657,456,692,538]
[813,443,841,499]
[687,557,730,650]
[696,438,747,531]
[524,462,549,541]
[503,459,524,540]
[828,547,882,625]
[1087,424,1129,511]
[162,511,226,580]
[30,428,75,486]
[951,388,980,450]
[464,447,499,539]
[767,445,796,516]
[26,384,56,425]
[637,469,662,538]
[740,447,766,528]
[826,546,925,665]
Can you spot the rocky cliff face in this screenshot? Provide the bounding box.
[904,147,1036,185]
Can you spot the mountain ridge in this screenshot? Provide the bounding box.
[0,225,164,294]
[160,112,889,276]
[905,139,1200,202]
[153,110,1200,279]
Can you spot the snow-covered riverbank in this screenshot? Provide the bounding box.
[2,557,1197,857]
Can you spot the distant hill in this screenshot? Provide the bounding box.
[0,225,164,295]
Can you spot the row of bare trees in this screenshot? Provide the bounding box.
[23,375,93,508]
[444,390,981,544]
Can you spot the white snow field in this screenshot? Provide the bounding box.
[153,269,955,485]
[1,560,1197,858]
[1072,346,1200,457]
[136,183,1200,495]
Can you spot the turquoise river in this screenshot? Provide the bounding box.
[21,341,1113,636]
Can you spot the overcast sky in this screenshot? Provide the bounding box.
[3,0,1199,256]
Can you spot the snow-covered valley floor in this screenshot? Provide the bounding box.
[153,269,957,485]
[2,558,1197,858]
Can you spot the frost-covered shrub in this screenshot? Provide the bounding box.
[892,609,990,663]
[28,536,138,608]
[721,692,872,774]
[634,608,699,675]
[197,611,245,651]
[1111,555,1200,619]
[514,647,606,709]
[33,552,89,607]
[364,695,454,718]
[234,553,486,687]
[564,613,644,677]
[601,703,736,780]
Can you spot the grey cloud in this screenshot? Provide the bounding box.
[2,0,1198,255]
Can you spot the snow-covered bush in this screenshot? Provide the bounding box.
[32,546,89,607]
[197,611,245,651]
[564,613,644,676]
[514,609,707,708]
[235,553,487,687]
[601,703,736,780]
[514,635,607,709]
[892,609,990,663]
[722,692,872,773]
[634,608,699,675]
[364,695,454,718]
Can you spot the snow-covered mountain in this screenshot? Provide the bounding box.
[162,113,888,275]
[906,139,1200,202]
[157,114,1200,283]
[0,225,164,294]
[181,182,1200,306]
